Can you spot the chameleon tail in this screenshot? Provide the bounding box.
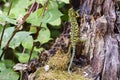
[68,45,76,74]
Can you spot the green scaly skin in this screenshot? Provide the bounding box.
[68,8,80,74]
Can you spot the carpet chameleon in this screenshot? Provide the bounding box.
[68,8,80,73]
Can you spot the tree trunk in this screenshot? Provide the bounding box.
[79,0,120,80]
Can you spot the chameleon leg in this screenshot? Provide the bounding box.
[68,45,76,74]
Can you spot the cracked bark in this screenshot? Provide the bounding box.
[79,0,120,80]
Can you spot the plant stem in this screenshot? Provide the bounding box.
[0,26,19,60]
[7,0,13,15]
[28,0,49,61]
[0,50,6,60]
[28,43,35,62]
[20,70,23,80]
[0,0,13,47]
[0,1,37,60]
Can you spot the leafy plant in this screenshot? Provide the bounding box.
[0,0,69,79]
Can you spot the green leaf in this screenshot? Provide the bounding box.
[0,61,6,71]
[36,26,51,44]
[10,31,31,49]
[0,14,17,25]
[22,36,33,49]
[0,25,3,32]
[36,0,47,5]
[48,0,58,9]
[0,69,19,80]
[17,52,38,63]
[17,53,29,63]
[34,47,44,52]
[26,9,42,26]
[4,60,15,68]
[27,7,63,26]
[41,8,63,23]
[31,51,38,59]
[60,0,69,4]
[29,26,37,33]
[1,27,31,49]
[49,18,61,26]
[10,0,28,18]
[1,27,15,48]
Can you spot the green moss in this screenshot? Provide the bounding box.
[47,49,70,70]
[34,68,89,80]
[31,49,91,80]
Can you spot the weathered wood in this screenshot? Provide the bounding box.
[79,0,120,80]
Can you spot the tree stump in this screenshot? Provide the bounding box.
[38,0,120,80]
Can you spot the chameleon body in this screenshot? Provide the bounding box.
[68,8,80,73]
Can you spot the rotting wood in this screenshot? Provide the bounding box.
[28,0,120,80]
[79,0,120,80]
